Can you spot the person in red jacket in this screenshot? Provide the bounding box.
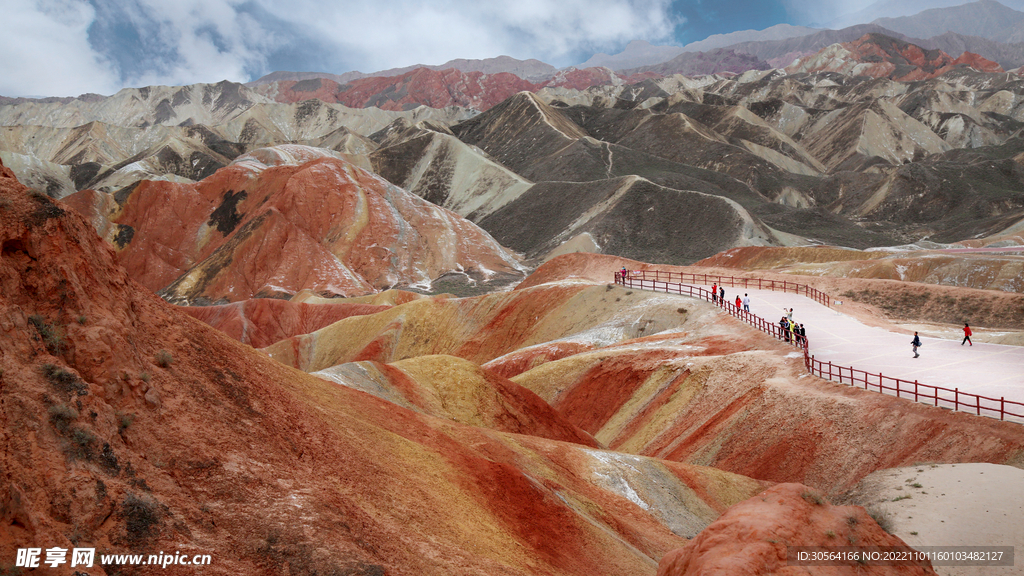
[962,322,973,346]
[711,283,717,304]
[735,295,742,309]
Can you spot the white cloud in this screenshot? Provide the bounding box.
[117,0,279,87]
[254,0,680,69]
[0,0,679,97]
[0,0,121,96]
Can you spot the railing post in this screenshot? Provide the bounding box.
[915,380,918,402]
[955,388,959,412]
[895,377,899,398]
[1002,397,1005,421]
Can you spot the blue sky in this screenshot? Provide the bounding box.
[0,0,966,97]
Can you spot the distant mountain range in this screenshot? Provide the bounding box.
[249,55,558,86]
[241,1,1024,85]
[4,0,1024,278]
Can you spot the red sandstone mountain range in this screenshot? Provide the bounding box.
[4,4,1024,573]
[247,34,1004,112]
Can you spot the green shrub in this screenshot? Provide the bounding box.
[867,506,894,534]
[69,427,96,460]
[154,349,173,368]
[117,412,134,432]
[40,363,87,396]
[29,315,65,355]
[121,493,160,543]
[801,491,825,506]
[48,404,78,433]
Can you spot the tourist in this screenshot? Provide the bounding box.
[781,317,790,342]
[711,283,717,303]
[719,286,725,304]
[735,295,741,309]
[912,332,922,358]
[742,293,750,312]
[962,322,973,346]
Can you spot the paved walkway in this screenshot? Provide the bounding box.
[698,285,1024,419]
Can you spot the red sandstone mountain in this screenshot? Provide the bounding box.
[65,145,524,303]
[252,66,662,112]
[253,69,538,111]
[787,33,1003,80]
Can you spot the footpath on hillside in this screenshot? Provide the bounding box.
[703,284,1024,411]
[617,271,1024,421]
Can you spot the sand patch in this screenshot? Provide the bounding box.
[841,463,1024,576]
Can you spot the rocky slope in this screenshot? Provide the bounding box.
[696,245,1024,293]
[787,33,1004,81]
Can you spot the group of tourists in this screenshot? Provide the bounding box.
[780,308,806,346]
[710,284,751,312]
[710,283,806,346]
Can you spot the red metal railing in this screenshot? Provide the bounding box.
[614,271,1024,422]
[807,357,1023,420]
[623,269,831,307]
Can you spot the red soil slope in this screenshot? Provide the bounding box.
[177,298,390,348]
[315,354,602,446]
[65,145,523,303]
[658,484,936,575]
[0,158,775,575]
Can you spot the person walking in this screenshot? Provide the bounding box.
[719,287,725,305]
[798,323,806,346]
[742,294,750,312]
[735,295,742,310]
[711,283,717,304]
[962,322,973,346]
[911,332,922,358]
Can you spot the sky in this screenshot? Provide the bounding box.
[0,0,957,97]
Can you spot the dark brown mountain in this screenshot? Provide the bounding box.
[872,0,1024,41]
[621,49,771,77]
